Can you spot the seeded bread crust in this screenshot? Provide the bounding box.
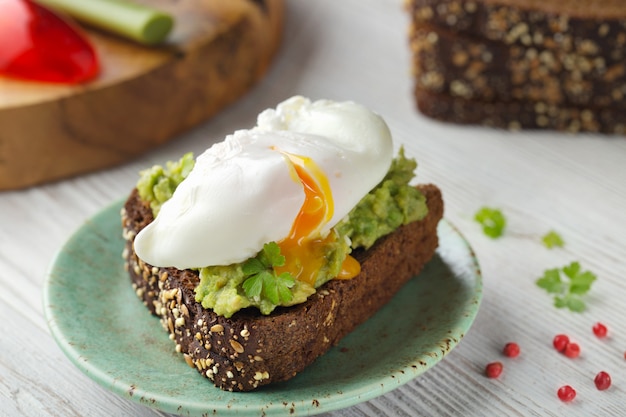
[410,24,626,109]
[414,87,626,133]
[406,0,626,53]
[121,184,443,391]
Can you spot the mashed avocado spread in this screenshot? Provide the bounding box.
[136,148,428,317]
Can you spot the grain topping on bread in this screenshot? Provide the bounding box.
[407,0,626,49]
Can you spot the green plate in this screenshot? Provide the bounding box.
[43,200,482,416]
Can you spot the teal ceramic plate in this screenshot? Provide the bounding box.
[44,200,482,416]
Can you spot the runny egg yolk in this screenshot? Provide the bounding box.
[274,151,361,286]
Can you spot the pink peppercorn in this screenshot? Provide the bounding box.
[557,385,576,402]
[485,362,503,378]
[553,334,569,352]
[564,342,580,359]
[503,342,520,358]
[594,371,611,391]
[592,322,608,338]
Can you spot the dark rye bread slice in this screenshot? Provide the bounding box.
[414,87,626,133]
[410,24,626,109]
[121,184,443,391]
[406,0,626,57]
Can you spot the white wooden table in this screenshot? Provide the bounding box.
[2,1,626,416]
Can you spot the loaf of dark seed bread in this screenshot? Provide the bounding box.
[414,87,626,133]
[406,0,626,133]
[121,184,444,392]
[406,0,626,56]
[410,24,626,109]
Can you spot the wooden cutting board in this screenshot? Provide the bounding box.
[0,0,284,190]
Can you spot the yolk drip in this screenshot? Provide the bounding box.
[275,151,360,286]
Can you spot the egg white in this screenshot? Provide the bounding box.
[134,96,393,269]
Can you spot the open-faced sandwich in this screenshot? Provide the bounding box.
[121,96,444,392]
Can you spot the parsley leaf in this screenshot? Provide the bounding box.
[242,258,265,276]
[241,269,264,298]
[535,268,565,294]
[242,243,295,305]
[259,241,286,268]
[542,230,565,249]
[474,207,506,238]
[536,261,597,312]
[554,295,586,313]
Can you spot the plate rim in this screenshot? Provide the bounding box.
[43,198,482,416]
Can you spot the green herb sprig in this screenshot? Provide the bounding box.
[242,242,295,305]
[535,261,597,312]
[474,207,506,238]
[542,230,565,249]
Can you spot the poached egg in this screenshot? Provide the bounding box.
[134,96,393,284]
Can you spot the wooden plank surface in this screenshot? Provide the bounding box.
[1,1,626,416]
[0,0,284,190]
